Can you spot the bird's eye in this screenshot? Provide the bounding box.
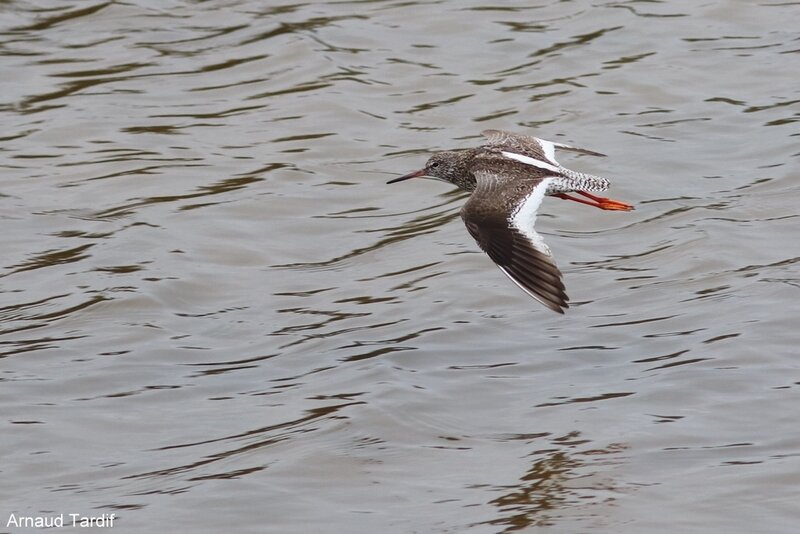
[430,162,439,168]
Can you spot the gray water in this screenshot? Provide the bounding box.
[1,1,798,532]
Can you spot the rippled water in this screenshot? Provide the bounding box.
[1,1,798,532]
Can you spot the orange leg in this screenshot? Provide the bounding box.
[554,192,634,211]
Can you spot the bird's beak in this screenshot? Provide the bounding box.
[387,168,426,184]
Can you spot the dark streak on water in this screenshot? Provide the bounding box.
[1,1,799,533]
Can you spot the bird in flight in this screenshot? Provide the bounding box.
[387,129,634,313]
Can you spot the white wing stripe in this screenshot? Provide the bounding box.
[509,178,554,257]
[537,139,558,165]
[501,151,560,173]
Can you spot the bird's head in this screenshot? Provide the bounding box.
[387,151,469,188]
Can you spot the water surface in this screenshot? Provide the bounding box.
[1,1,798,532]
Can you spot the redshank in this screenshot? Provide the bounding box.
[387,129,633,314]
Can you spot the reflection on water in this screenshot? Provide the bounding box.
[446,432,630,532]
[1,0,798,532]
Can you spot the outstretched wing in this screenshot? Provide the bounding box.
[481,129,606,167]
[460,168,568,313]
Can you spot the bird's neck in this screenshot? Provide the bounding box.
[451,148,480,191]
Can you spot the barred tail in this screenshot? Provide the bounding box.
[558,168,610,192]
